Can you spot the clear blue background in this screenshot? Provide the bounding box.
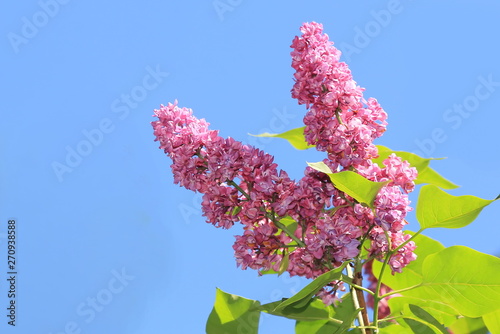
[1,1,500,333]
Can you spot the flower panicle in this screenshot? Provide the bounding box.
[152,22,418,306]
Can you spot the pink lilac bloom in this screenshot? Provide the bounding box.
[374,185,412,232]
[290,22,360,109]
[233,220,285,271]
[201,185,240,229]
[381,153,418,193]
[357,154,417,234]
[152,101,217,193]
[290,22,418,275]
[368,227,417,274]
[152,102,365,300]
[316,281,347,306]
[388,231,417,274]
[151,102,298,269]
[154,22,420,307]
[291,22,388,169]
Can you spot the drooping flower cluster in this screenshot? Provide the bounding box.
[290,22,417,275]
[291,22,387,170]
[151,102,366,281]
[153,22,418,307]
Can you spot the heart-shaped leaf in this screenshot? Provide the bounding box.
[416,185,497,229]
[206,288,261,334]
[402,246,500,318]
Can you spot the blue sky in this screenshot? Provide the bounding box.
[1,1,500,333]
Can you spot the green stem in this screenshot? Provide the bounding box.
[338,191,355,205]
[350,283,375,296]
[358,224,375,253]
[372,246,392,330]
[327,204,350,216]
[227,180,251,200]
[267,211,306,248]
[227,180,305,247]
[335,107,343,125]
[371,228,425,330]
[383,229,393,251]
[279,244,302,248]
[379,284,421,299]
[378,316,400,323]
[391,227,424,254]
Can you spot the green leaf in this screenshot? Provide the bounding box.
[395,304,449,333]
[307,161,335,175]
[330,308,361,334]
[262,216,298,276]
[206,288,261,334]
[260,298,334,322]
[402,317,437,334]
[374,145,458,189]
[295,320,340,334]
[296,319,360,334]
[381,243,500,324]
[329,293,360,334]
[407,304,448,334]
[293,293,361,334]
[231,206,242,216]
[483,309,500,334]
[415,165,458,189]
[378,323,414,334]
[449,316,489,334]
[416,185,497,229]
[274,262,348,311]
[279,216,299,236]
[250,126,314,150]
[388,296,460,327]
[307,161,389,207]
[259,268,279,275]
[402,246,500,318]
[278,251,290,276]
[374,145,433,172]
[358,237,371,262]
[327,171,389,207]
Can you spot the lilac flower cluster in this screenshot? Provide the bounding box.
[291,22,387,170]
[290,22,417,275]
[152,22,418,306]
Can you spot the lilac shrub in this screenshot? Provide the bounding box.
[152,22,417,306]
